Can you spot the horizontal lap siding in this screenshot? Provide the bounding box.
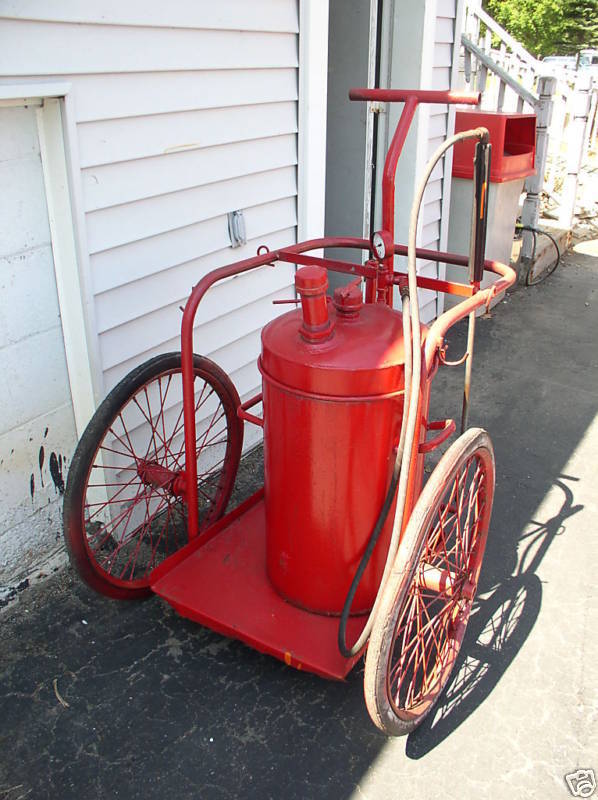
[0,21,297,74]
[90,197,297,295]
[82,134,298,212]
[2,1,299,32]
[70,69,298,123]
[86,166,297,253]
[0,3,299,408]
[78,103,298,167]
[96,232,297,362]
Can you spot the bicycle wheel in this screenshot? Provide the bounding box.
[364,428,495,735]
[63,352,243,599]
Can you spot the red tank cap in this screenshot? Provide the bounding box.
[295,265,328,295]
[333,282,363,316]
[295,266,332,342]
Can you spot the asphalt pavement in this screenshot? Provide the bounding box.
[1,242,596,800]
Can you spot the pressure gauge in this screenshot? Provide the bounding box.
[371,230,394,261]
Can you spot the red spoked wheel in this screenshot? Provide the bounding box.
[364,427,495,736]
[63,353,243,599]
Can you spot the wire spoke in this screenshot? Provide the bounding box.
[386,448,491,721]
[84,472,141,524]
[76,363,236,591]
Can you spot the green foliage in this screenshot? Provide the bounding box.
[483,0,598,57]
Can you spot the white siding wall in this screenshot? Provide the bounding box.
[0,2,300,448]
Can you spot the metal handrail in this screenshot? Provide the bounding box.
[461,36,539,109]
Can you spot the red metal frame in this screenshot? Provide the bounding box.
[181,239,514,538]
[149,87,520,678]
[237,393,264,428]
[143,89,516,678]
[151,489,365,679]
[348,88,481,305]
[180,87,515,540]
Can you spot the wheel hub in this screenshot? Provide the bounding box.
[137,460,186,496]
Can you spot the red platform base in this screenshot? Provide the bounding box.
[150,492,365,680]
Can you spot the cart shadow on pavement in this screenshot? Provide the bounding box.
[406,475,583,759]
[0,476,583,799]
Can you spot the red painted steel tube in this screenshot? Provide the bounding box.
[280,239,492,271]
[279,236,369,254]
[394,242,476,266]
[348,88,481,105]
[182,250,282,538]
[424,259,516,373]
[418,418,456,454]
[278,241,493,301]
[380,98,418,304]
[237,393,264,428]
[278,250,377,278]
[392,273,474,297]
[348,88,479,307]
[281,246,481,298]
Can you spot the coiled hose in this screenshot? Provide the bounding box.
[338,126,490,658]
[517,224,561,286]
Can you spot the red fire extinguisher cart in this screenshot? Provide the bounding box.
[63,89,516,736]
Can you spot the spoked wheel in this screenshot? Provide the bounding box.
[63,353,243,599]
[364,427,495,736]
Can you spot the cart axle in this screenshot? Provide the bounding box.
[137,461,187,497]
[417,564,476,601]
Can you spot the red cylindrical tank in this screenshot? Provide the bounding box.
[260,266,422,615]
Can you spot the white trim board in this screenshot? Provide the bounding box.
[0,81,72,104]
[297,0,329,249]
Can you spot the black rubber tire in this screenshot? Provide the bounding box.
[364,428,495,736]
[63,352,243,600]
